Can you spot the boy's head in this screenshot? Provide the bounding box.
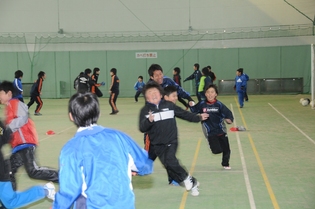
[207,65,212,71]
[0,81,14,104]
[15,70,23,78]
[84,68,92,76]
[148,64,164,84]
[194,63,199,71]
[68,92,100,127]
[138,76,143,82]
[164,85,178,104]
[204,84,218,102]
[110,68,117,76]
[142,81,163,105]
[236,68,243,76]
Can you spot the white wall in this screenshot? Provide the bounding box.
[0,0,314,49]
[1,0,314,33]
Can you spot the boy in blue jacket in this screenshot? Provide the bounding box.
[234,68,248,108]
[53,92,153,209]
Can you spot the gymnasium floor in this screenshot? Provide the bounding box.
[1,94,314,209]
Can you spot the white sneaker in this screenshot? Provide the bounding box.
[191,181,200,196]
[44,182,56,201]
[182,175,193,190]
[223,166,231,170]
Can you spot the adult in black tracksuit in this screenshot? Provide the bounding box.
[183,63,202,102]
[139,82,209,196]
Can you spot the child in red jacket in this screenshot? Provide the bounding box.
[0,81,58,191]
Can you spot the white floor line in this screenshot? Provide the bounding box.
[231,103,256,209]
[268,103,315,145]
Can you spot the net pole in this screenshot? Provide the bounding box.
[311,44,314,109]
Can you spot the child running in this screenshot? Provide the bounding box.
[53,92,153,209]
[139,81,209,196]
[0,81,59,191]
[190,84,234,169]
[0,120,55,208]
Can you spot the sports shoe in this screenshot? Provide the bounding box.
[44,182,56,201]
[223,166,231,170]
[191,180,200,196]
[34,112,42,116]
[169,180,179,186]
[182,175,193,191]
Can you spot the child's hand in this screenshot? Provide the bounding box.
[188,101,195,106]
[148,111,155,122]
[200,113,209,121]
[225,119,233,124]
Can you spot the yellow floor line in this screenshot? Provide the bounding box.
[179,138,202,209]
[235,97,280,209]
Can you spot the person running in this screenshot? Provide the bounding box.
[27,71,46,116]
[147,64,194,107]
[0,120,56,208]
[53,92,153,208]
[190,84,234,169]
[0,81,59,191]
[139,81,209,196]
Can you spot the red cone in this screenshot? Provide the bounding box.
[46,130,55,135]
[230,127,239,132]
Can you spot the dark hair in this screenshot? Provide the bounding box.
[194,63,200,70]
[0,81,14,93]
[93,67,100,74]
[148,64,163,77]
[164,85,177,97]
[173,67,181,74]
[15,70,23,78]
[138,76,143,80]
[207,66,211,70]
[204,84,218,95]
[237,68,243,74]
[202,67,210,76]
[142,81,163,96]
[38,71,45,78]
[68,92,100,127]
[84,68,92,75]
[110,68,117,75]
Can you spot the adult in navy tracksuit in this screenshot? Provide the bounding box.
[234,68,247,108]
[147,64,194,104]
[183,63,202,102]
